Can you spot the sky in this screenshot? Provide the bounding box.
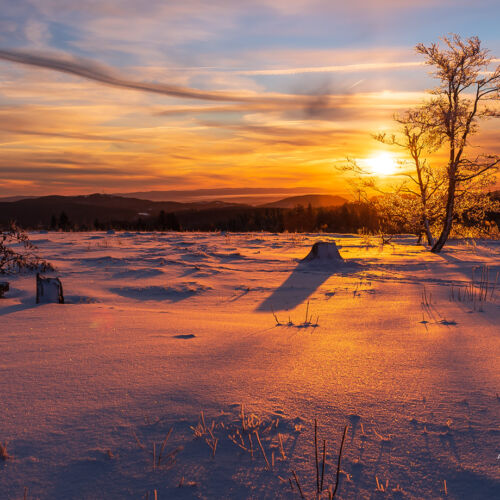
[0,0,499,197]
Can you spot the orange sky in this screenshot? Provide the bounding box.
[0,1,498,197]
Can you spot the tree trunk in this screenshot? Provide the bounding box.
[423,216,434,246]
[431,176,456,253]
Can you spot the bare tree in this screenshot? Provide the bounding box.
[0,222,54,274]
[416,35,499,252]
[374,105,444,245]
[337,159,420,239]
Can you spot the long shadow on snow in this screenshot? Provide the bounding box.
[0,295,101,315]
[0,288,39,316]
[437,247,499,275]
[109,283,210,303]
[256,260,361,312]
[0,299,38,317]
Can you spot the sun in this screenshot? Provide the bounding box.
[366,153,397,176]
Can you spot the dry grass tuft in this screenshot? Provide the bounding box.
[191,411,218,458]
[288,421,348,499]
[132,427,182,470]
[272,301,319,329]
[449,265,498,311]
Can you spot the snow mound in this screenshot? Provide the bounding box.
[302,241,343,262]
[111,268,164,279]
[110,282,211,302]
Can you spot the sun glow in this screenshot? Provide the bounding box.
[366,153,398,176]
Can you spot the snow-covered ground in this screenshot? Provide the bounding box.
[1,232,499,499]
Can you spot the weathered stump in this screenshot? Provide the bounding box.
[0,282,9,298]
[302,241,343,262]
[36,273,64,304]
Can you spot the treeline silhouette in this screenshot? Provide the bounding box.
[44,203,380,233]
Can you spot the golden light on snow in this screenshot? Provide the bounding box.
[366,152,398,176]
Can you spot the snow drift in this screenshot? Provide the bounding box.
[1,232,499,499]
[302,241,343,262]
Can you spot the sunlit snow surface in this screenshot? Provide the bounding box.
[1,232,499,499]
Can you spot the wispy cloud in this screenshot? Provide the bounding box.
[236,61,423,76]
[0,0,498,195]
[0,48,326,105]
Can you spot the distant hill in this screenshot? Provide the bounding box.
[0,193,246,228]
[0,192,355,230]
[262,194,347,209]
[0,195,36,202]
[114,187,329,205]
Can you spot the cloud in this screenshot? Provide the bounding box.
[0,48,427,112]
[24,19,51,47]
[0,48,323,105]
[0,105,136,144]
[236,61,423,76]
[0,126,131,143]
